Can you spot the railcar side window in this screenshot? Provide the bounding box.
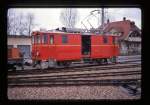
[62,35,68,44]
[103,36,108,44]
[50,35,54,44]
[113,37,115,44]
[37,35,41,44]
[115,37,118,44]
[34,35,38,44]
[42,34,48,44]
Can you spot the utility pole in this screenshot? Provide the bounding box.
[101,8,104,34]
[97,8,101,27]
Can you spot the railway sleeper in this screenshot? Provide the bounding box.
[8,79,140,87]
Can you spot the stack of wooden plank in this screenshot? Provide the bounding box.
[8,48,20,59]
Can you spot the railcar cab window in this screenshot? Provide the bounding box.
[31,36,34,44]
[103,36,108,44]
[62,35,68,44]
[42,34,48,44]
[50,35,54,44]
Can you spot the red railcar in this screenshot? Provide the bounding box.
[31,31,119,69]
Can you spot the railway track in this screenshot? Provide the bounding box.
[8,60,141,76]
[8,79,141,87]
[8,59,141,72]
[8,69,140,80]
[8,67,141,87]
[8,58,141,87]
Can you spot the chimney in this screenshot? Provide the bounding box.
[62,27,67,32]
[107,19,110,23]
[132,21,135,25]
[123,17,126,21]
[130,21,135,27]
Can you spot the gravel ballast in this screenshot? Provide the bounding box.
[8,86,140,100]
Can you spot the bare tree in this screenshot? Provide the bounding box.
[25,13,35,35]
[96,8,116,26]
[7,10,36,35]
[7,9,18,35]
[104,9,116,22]
[17,13,27,35]
[7,9,12,35]
[60,8,79,28]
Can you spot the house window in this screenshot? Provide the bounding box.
[103,36,108,44]
[42,34,48,44]
[50,35,54,44]
[62,35,68,44]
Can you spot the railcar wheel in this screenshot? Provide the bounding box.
[40,61,49,70]
[17,63,24,70]
[104,58,108,64]
[96,59,102,64]
[111,56,117,63]
[57,61,71,67]
[63,62,71,67]
[48,59,57,68]
[10,66,16,71]
[97,59,108,64]
[57,61,63,66]
[32,60,39,68]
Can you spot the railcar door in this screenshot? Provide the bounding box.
[81,35,91,57]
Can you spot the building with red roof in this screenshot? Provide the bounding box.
[97,17,141,55]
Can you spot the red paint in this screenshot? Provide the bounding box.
[32,31,119,62]
[91,35,119,59]
[32,32,81,61]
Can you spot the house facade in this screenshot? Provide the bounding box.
[7,35,32,58]
[98,17,141,55]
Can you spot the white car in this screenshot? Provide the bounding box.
[24,58,33,65]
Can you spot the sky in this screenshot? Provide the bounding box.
[8,8,141,30]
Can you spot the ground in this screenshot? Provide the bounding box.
[7,55,141,100]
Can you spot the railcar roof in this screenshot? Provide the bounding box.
[32,31,80,35]
[32,31,118,36]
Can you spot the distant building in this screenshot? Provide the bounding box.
[7,35,31,58]
[97,17,141,55]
